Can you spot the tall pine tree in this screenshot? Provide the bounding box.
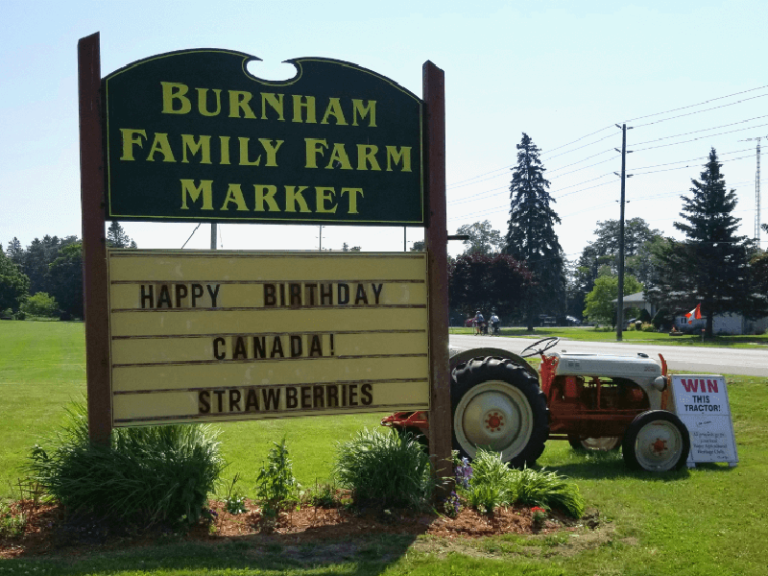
[653,148,752,337]
[107,221,137,248]
[504,133,565,330]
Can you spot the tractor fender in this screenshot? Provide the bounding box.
[449,347,539,381]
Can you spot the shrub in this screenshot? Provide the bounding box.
[255,437,300,517]
[641,322,656,332]
[652,308,672,330]
[27,403,224,528]
[21,292,59,317]
[334,428,436,510]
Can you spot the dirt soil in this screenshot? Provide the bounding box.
[0,498,599,560]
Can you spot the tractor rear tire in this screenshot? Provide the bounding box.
[451,356,549,468]
[622,410,690,472]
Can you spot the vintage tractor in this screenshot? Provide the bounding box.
[382,338,691,472]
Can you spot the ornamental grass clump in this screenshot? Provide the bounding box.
[334,428,436,511]
[27,403,225,528]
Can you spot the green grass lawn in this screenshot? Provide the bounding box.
[451,325,768,348]
[2,321,768,575]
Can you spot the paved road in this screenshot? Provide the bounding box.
[449,334,767,377]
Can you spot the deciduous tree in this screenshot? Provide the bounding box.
[455,220,503,255]
[449,253,532,320]
[0,247,30,312]
[583,271,643,327]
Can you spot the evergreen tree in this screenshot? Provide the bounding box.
[6,238,23,266]
[107,221,137,248]
[49,243,84,318]
[504,133,565,330]
[652,148,753,337]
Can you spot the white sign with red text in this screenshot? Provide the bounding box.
[671,375,738,467]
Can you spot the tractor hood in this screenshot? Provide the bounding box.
[553,352,662,379]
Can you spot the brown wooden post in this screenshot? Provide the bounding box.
[78,32,112,444]
[423,61,453,496]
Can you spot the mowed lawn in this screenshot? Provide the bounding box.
[2,321,768,575]
[0,321,387,498]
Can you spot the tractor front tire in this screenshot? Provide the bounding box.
[451,356,549,468]
[622,410,690,472]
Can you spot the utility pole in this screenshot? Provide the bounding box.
[210,223,217,250]
[738,135,765,243]
[318,225,323,251]
[615,124,628,342]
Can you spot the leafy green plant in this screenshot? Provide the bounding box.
[0,501,26,538]
[466,483,509,515]
[255,437,300,517]
[334,428,436,511]
[508,467,585,518]
[223,473,248,515]
[461,448,584,518]
[307,481,339,508]
[462,448,515,514]
[470,448,515,492]
[27,402,225,528]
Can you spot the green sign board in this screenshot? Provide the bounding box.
[103,51,423,225]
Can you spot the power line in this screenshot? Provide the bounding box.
[632,121,768,153]
[445,84,768,192]
[541,133,618,161]
[632,115,768,146]
[624,84,768,123]
[632,93,768,129]
[631,147,755,171]
[541,125,615,156]
[548,149,614,175]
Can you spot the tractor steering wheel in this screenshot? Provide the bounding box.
[520,337,561,358]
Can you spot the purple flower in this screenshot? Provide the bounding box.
[454,458,473,489]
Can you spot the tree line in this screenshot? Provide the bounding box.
[4,140,768,335]
[0,222,135,319]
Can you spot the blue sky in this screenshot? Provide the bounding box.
[2,0,767,258]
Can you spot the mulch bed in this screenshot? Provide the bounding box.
[0,498,593,559]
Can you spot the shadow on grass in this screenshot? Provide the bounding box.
[539,448,737,482]
[2,529,422,576]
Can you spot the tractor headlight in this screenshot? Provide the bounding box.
[652,376,668,391]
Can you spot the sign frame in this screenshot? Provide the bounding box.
[78,32,452,487]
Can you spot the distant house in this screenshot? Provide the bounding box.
[673,313,768,336]
[613,291,656,317]
[612,291,768,334]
